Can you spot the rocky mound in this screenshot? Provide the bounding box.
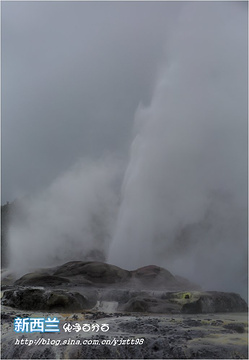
[2,287,97,312]
[15,273,71,287]
[181,291,248,313]
[53,261,131,284]
[119,291,248,314]
[6,261,200,290]
[1,261,247,314]
[120,295,180,313]
[131,265,200,290]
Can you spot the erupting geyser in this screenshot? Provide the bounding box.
[108,2,247,298]
[6,2,247,300]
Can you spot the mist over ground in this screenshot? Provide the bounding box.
[2,2,247,299]
[7,157,122,275]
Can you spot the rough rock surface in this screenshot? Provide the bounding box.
[1,288,97,312]
[119,291,248,314]
[1,287,247,315]
[1,307,248,359]
[120,295,180,313]
[181,291,248,314]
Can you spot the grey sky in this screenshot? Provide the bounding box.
[2,1,182,204]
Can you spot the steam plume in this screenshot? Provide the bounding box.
[108,2,247,297]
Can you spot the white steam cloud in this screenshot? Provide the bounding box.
[8,157,121,276]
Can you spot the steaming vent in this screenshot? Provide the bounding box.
[93,301,119,313]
